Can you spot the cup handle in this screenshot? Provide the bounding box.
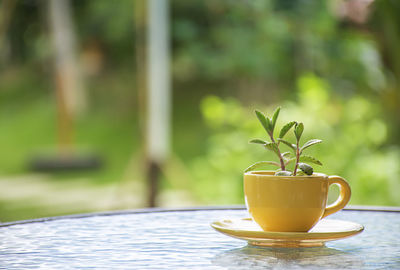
[321,176,351,219]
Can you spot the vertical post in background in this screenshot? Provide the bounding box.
[135,0,171,207]
[47,0,85,153]
[146,0,171,207]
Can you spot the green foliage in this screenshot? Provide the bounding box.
[301,139,323,154]
[275,171,293,176]
[299,155,323,166]
[277,138,296,152]
[247,107,322,176]
[193,81,400,205]
[245,161,280,172]
[279,121,296,139]
[271,107,281,130]
[249,139,266,145]
[294,122,304,141]
[172,0,389,100]
[298,163,313,176]
[264,142,280,156]
[285,155,323,167]
[255,110,273,135]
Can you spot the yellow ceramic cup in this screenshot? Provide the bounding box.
[244,171,351,232]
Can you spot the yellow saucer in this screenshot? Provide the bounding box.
[211,218,364,247]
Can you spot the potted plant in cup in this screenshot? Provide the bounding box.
[243,107,351,232]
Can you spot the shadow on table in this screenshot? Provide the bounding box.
[212,245,364,269]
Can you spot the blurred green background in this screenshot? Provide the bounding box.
[1,0,400,222]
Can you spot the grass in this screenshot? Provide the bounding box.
[0,66,209,222]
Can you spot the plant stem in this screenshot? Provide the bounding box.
[270,135,286,171]
[293,140,300,176]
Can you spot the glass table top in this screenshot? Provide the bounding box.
[1,208,399,269]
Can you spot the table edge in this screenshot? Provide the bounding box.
[1,205,399,227]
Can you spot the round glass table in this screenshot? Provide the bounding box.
[1,206,399,269]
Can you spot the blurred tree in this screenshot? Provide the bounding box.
[369,0,400,144]
[171,0,387,107]
[47,0,85,144]
[0,0,17,63]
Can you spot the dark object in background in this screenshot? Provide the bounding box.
[29,154,103,172]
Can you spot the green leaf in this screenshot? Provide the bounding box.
[281,151,291,161]
[298,162,313,175]
[271,107,281,130]
[274,171,293,176]
[300,139,322,154]
[284,157,296,166]
[277,138,296,152]
[266,117,273,133]
[255,110,272,134]
[299,155,323,166]
[294,122,304,141]
[244,161,280,172]
[295,170,307,176]
[285,155,322,166]
[264,142,279,154]
[279,121,296,138]
[249,139,267,145]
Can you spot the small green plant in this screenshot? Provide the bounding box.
[245,107,323,176]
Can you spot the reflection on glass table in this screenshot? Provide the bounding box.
[0,207,399,269]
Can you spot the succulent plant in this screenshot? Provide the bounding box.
[245,107,323,176]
